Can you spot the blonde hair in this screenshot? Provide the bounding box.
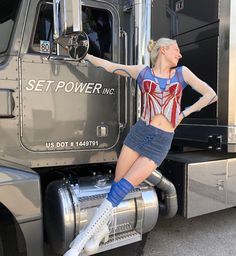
[148,38,176,66]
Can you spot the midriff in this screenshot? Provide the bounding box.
[141,114,175,132]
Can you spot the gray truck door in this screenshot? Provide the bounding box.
[20,1,121,152]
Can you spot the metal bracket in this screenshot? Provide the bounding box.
[208,134,222,150]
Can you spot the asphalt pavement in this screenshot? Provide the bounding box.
[98,207,236,256]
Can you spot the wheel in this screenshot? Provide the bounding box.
[0,236,4,255]
[0,218,18,256]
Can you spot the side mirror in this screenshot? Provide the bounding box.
[53,0,89,60]
[67,31,89,60]
[53,0,82,38]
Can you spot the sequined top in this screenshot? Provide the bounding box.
[137,66,188,128]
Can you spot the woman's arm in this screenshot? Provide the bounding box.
[85,54,146,79]
[182,66,218,117]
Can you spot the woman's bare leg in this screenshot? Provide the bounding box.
[114,145,140,182]
[124,156,158,186]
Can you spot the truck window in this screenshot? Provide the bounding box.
[83,6,112,60]
[31,3,113,60]
[32,2,54,54]
[0,0,21,54]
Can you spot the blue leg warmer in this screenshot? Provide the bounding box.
[107,178,134,207]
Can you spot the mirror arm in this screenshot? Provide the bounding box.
[53,0,61,40]
[72,0,83,32]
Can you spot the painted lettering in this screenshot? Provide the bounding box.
[35,80,46,92]
[26,79,36,91]
[74,82,87,93]
[102,88,115,95]
[93,83,102,94]
[85,83,94,94]
[55,81,66,92]
[65,82,74,93]
[26,80,116,95]
[56,141,69,148]
[46,142,55,148]
[45,80,55,92]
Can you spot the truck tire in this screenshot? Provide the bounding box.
[0,236,4,255]
[0,218,18,256]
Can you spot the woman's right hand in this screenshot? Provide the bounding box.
[84,53,90,61]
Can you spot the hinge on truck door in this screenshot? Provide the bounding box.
[208,134,222,151]
[119,122,126,132]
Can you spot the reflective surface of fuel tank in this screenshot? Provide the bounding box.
[44,177,159,255]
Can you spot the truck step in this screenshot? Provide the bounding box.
[79,187,142,208]
[83,230,142,255]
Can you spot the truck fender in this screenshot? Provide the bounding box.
[0,160,43,256]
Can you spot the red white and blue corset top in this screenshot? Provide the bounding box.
[137,66,188,128]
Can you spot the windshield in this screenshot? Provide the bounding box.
[0,0,21,54]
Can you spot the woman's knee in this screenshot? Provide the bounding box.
[123,156,158,186]
[114,145,140,182]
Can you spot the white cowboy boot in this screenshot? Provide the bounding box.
[84,224,109,255]
[63,199,113,256]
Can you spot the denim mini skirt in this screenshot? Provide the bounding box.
[123,119,175,166]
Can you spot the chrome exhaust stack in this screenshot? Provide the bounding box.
[134,0,152,65]
[134,0,152,118]
[146,169,178,218]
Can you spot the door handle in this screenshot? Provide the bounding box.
[119,29,128,130]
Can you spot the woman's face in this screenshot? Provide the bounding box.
[162,43,182,67]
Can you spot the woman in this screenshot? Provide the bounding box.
[64,38,217,256]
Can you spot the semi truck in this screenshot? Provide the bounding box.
[0,0,235,255]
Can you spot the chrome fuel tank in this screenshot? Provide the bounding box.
[44,177,158,255]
